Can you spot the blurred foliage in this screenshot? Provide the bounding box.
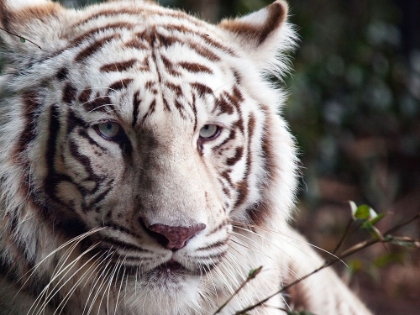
[286,0,420,208]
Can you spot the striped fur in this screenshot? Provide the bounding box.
[0,0,372,314]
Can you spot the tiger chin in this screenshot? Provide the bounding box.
[0,0,373,314]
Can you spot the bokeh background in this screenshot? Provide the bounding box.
[2,0,420,314]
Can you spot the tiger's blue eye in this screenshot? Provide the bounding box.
[96,122,121,140]
[199,124,220,140]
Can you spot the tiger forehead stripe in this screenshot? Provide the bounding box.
[82,95,112,112]
[71,7,208,30]
[74,33,121,62]
[68,9,235,59]
[108,78,134,92]
[124,38,149,50]
[69,22,136,46]
[161,55,181,77]
[78,88,92,103]
[178,62,213,74]
[63,82,77,104]
[159,24,237,56]
[100,59,137,72]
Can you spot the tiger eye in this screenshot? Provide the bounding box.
[96,122,121,140]
[199,124,220,140]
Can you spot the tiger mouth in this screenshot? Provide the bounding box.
[143,260,192,283]
[156,261,187,275]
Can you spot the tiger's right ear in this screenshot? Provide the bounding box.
[0,0,64,53]
[218,0,296,75]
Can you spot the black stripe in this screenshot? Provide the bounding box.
[108,78,133,91]
[192,93,198,132]
[75,34,120,62]
[82,95,112,112]
[102,237,151,252]
[71,22,134,47]
[16,91,42,158]
[44,104,61,196]
[56,67,69,81]
[77,128,107,153]
[104,223,143,239]
[62,82,77,104]
[234,114,255,209]
[68,140,102,194]
[100,59,137,72]
[83,185,113,212]
[132,91,141,127]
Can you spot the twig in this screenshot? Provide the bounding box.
[332,218,353,254]
[385,212,420,235]
[233,212,420,315]
[0,27,42,50]
[213,266,262,315]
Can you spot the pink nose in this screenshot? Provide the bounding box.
[146,223,206,250]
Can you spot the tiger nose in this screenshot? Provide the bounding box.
[146,223,206,250]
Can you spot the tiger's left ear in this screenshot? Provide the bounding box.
[0,0,64,54]
[218,0,296,73]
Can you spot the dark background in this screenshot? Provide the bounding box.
[2,0,420,314]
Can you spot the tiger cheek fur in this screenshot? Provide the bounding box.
[0,1,374,315]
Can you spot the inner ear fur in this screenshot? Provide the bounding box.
[218,0,288,47]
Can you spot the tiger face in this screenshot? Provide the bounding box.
[0,0,297,314]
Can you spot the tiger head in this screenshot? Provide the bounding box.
[0,0,297,313]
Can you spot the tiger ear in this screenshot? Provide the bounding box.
[218,0,296,73]
[0,0,64,53]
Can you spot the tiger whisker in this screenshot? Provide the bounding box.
[53,250,103,315]
[230,231,278,261]
[104,257,120,315]
[232,223,347,267]
[85,250,115,315]
[27,238,99,315]
[86,103,119,114]
[230,229,327,286]
[16,227,104,296]
[113,257,127,315]
[35,239,99,314]
[32,243,100,315]
[232,226,343,294]
[232,221,347,265]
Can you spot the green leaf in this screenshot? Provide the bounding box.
[354,204,371,220]
[19,37,26,43]
[362,221,383,240]
[348,258,364,271]
[353,204,380,222]
[374,252,405,268]
[248,266,262,279]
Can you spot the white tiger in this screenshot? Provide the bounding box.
[0,0,373,314]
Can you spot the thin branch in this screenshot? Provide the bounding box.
[385,212,420,235]
[0,27,42,50]
[213,266,262,315]
[233,212,420,315]
[332,218,353,254]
